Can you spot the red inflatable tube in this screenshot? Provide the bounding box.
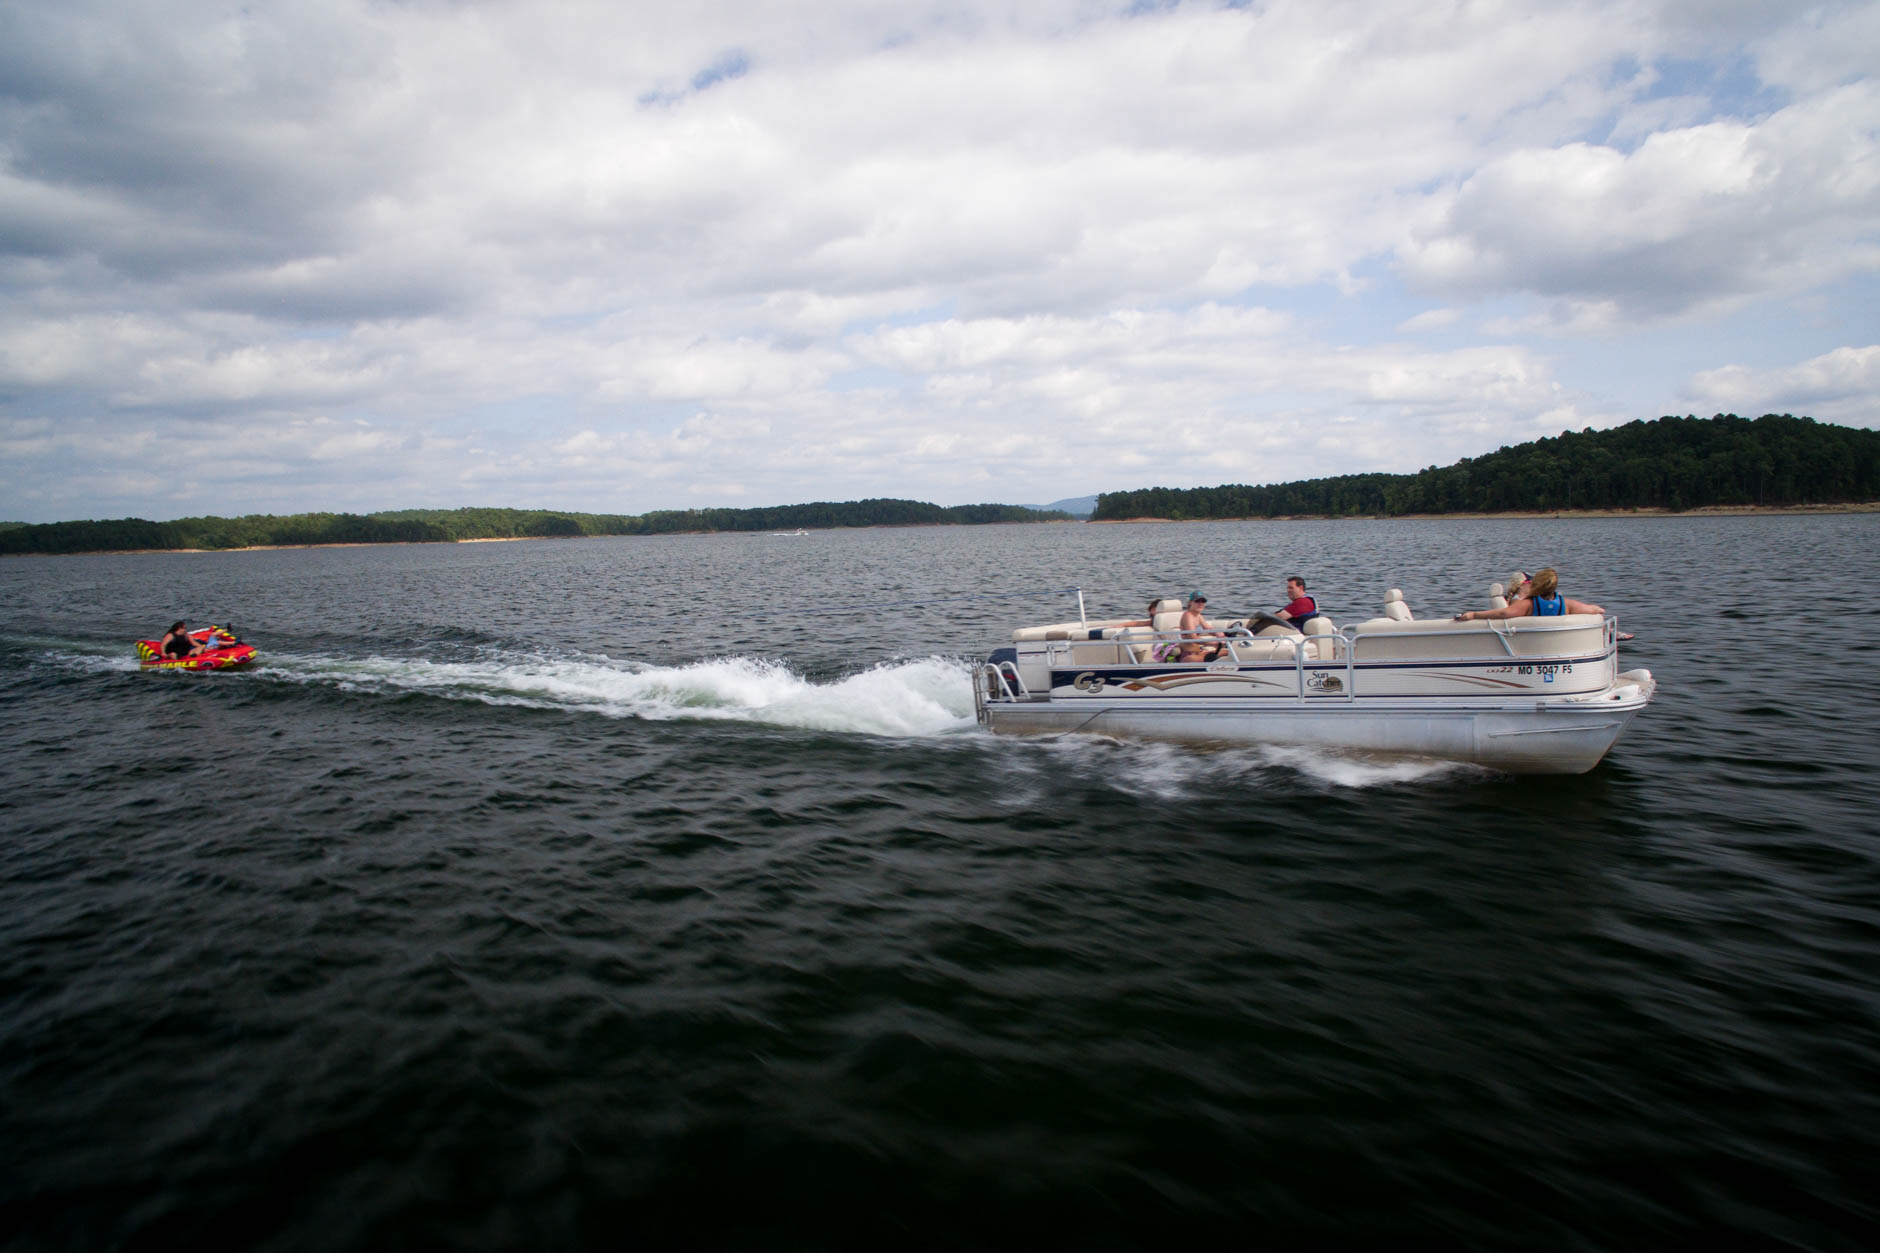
[134,626,258,671]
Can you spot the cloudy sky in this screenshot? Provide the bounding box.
[1,0,1876,522]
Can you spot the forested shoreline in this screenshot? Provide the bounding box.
[1093,415,1880,521]
[0,499,1070,556]
[8,414,1877,555]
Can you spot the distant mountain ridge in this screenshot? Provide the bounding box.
[1022,495,1097,517]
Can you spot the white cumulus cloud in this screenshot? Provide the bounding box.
[0,0,1875,521]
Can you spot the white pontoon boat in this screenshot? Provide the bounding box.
[974,588,1655,774]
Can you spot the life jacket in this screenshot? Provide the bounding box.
[1530,594,1565,617]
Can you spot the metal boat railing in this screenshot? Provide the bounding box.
[979,659,1029,701]
[998,616,1620,706]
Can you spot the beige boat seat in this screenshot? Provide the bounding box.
[1145,602,1190,660]
[1382,588,1413,621]
[1012,622,1085,642]
[1487,582,1508,610]
[1300,614,1340,659]
[1229,635,1297,661]
[1012,597,1180,644]
[1109,598,1188,662]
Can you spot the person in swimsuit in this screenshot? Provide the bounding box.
[160,621,206,658]
[1455,568,1602,621]
[1176,592,1228,661]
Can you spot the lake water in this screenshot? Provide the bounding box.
[2,516,1876,1249]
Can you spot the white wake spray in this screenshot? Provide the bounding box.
[260,649,981,738]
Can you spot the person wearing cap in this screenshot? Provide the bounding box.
[1176,592,1227,662]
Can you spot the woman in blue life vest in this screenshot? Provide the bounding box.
[1454,568,1603,622]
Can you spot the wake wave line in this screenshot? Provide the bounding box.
[260,650,981,738]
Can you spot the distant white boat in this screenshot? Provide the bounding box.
[770,529,809,536]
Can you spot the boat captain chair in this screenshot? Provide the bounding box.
[1300,614,1338,660]
[1382,589,1413,621]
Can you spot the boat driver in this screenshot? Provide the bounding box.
[161,621,206,658]
[1273,576,1319,630]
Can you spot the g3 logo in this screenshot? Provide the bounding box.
[1072,671,1106,692]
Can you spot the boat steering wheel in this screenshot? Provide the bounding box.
[1245,611,1302,634]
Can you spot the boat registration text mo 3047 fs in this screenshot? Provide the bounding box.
[975,588,1655,775]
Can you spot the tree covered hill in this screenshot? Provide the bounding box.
[1092,414,1880,521]
[0,499,1070,556]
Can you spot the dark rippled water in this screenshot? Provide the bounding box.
[3,517,1877,1249]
